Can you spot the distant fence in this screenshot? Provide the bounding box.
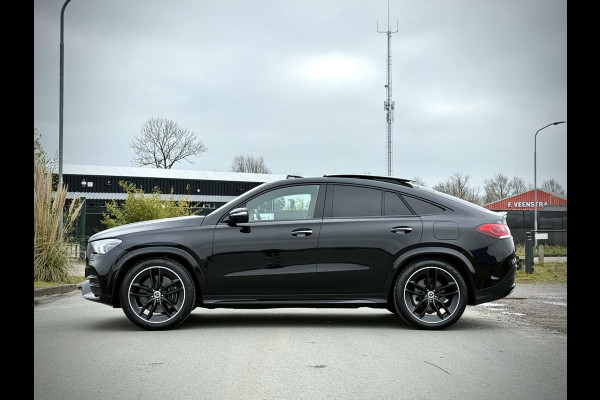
[511,228,567,247]
[68,235,89,260]
[516,231,567,268]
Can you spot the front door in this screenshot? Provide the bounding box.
[208,184,325,297]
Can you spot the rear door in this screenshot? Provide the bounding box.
[316,184,423,295]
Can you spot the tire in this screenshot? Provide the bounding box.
[119,258,196,330]
[393,259,467,330]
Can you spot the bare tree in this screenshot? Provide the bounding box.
[541,178,566,195]
[483,173,511,204]
[433,172,481,204]
[230,155,271,173]
[412,176,427,186]
[508,176,530,195]
[130,117,207,169]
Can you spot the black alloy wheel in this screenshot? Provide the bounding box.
[393,259,467,330]
[120,258,195,330]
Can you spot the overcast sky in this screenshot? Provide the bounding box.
[34,0,567,193]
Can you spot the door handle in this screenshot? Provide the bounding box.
[291,229,313,237]
[391,226,413,234]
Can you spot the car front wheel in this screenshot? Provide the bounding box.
[119,258,195,330]
[393,259,467,330]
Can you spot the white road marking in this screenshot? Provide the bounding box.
[543,301,567,307]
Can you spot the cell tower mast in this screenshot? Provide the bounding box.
[377,0,398,176]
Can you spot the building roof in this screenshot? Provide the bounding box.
[62,164,288,183]
[65,191,236,203]
[484,189,567,211]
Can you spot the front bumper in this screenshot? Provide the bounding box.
[81,279,102,302]
[81,243,127,306]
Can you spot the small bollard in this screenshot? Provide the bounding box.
[525,232,533,274]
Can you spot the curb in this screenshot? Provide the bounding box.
[34,283,83,298]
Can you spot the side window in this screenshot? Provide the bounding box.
[245,185,320,222]
[384,192,413,216]
[331,185,382,218]
[403,195,446,215]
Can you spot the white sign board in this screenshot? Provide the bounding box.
[535,233,548,240]
[259,213,274,220]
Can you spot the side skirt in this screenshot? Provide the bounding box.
[200,296,388,309]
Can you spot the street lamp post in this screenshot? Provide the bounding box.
[534,120,566,246]
[58,0,73,232]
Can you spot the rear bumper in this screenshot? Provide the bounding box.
[473,264,516,305]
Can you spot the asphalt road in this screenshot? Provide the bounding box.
[34,283,567,400]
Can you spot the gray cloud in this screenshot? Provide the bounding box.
[34,0,567,191]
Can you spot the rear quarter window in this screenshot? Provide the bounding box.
[384,191,413,216]
[403,195,446,215]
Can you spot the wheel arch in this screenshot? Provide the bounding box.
[385,247,477,306]
[111,246,207,308]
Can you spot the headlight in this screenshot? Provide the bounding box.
[90,238,122,254]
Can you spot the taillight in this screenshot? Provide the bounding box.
[476,223,511,239]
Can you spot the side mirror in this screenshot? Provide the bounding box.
[226,208,249,225]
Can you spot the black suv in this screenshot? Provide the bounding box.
[82,174,516,330]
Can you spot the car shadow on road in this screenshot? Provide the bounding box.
[176,310,500,331]
[183,311,408,330]
[84,310,501,332]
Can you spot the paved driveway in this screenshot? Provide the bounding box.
[34,283,566,400]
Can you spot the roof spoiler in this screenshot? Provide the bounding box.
[496,211,508,224]
[324,174,414,187]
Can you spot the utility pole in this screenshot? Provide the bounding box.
[59,0,73,233]
[378,0,398,176]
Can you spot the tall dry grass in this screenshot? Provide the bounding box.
[34,163,83,282]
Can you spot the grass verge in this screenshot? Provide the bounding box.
[34,260,86,289]
[515,262,567,283]
[515,244,567,257]
[34,276,86,289]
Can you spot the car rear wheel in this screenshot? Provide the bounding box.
[393,259,467,330]
[119,258,195,330]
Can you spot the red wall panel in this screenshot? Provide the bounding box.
[484,189,567,210]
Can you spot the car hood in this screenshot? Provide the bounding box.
[89,215,205,241]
